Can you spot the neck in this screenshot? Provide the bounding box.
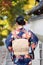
[16,25,23,30]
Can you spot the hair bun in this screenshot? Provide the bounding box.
[16,15,26,25]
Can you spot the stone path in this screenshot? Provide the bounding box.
[0,46,14,65]
[6,51,14,65]
[0,46,7,65]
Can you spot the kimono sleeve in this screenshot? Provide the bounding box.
[28,30,39,45]
[5,33,12,48]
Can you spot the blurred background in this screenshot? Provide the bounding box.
[0,0,43,45]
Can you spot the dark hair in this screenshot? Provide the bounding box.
[16,15,26,25]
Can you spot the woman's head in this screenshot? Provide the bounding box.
[16,15,26,25]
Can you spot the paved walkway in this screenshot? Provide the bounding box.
[0,46,14,65]
[6,51,14,65]
[0,46,7,65]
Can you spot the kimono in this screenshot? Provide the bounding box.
[5,27,38,65]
